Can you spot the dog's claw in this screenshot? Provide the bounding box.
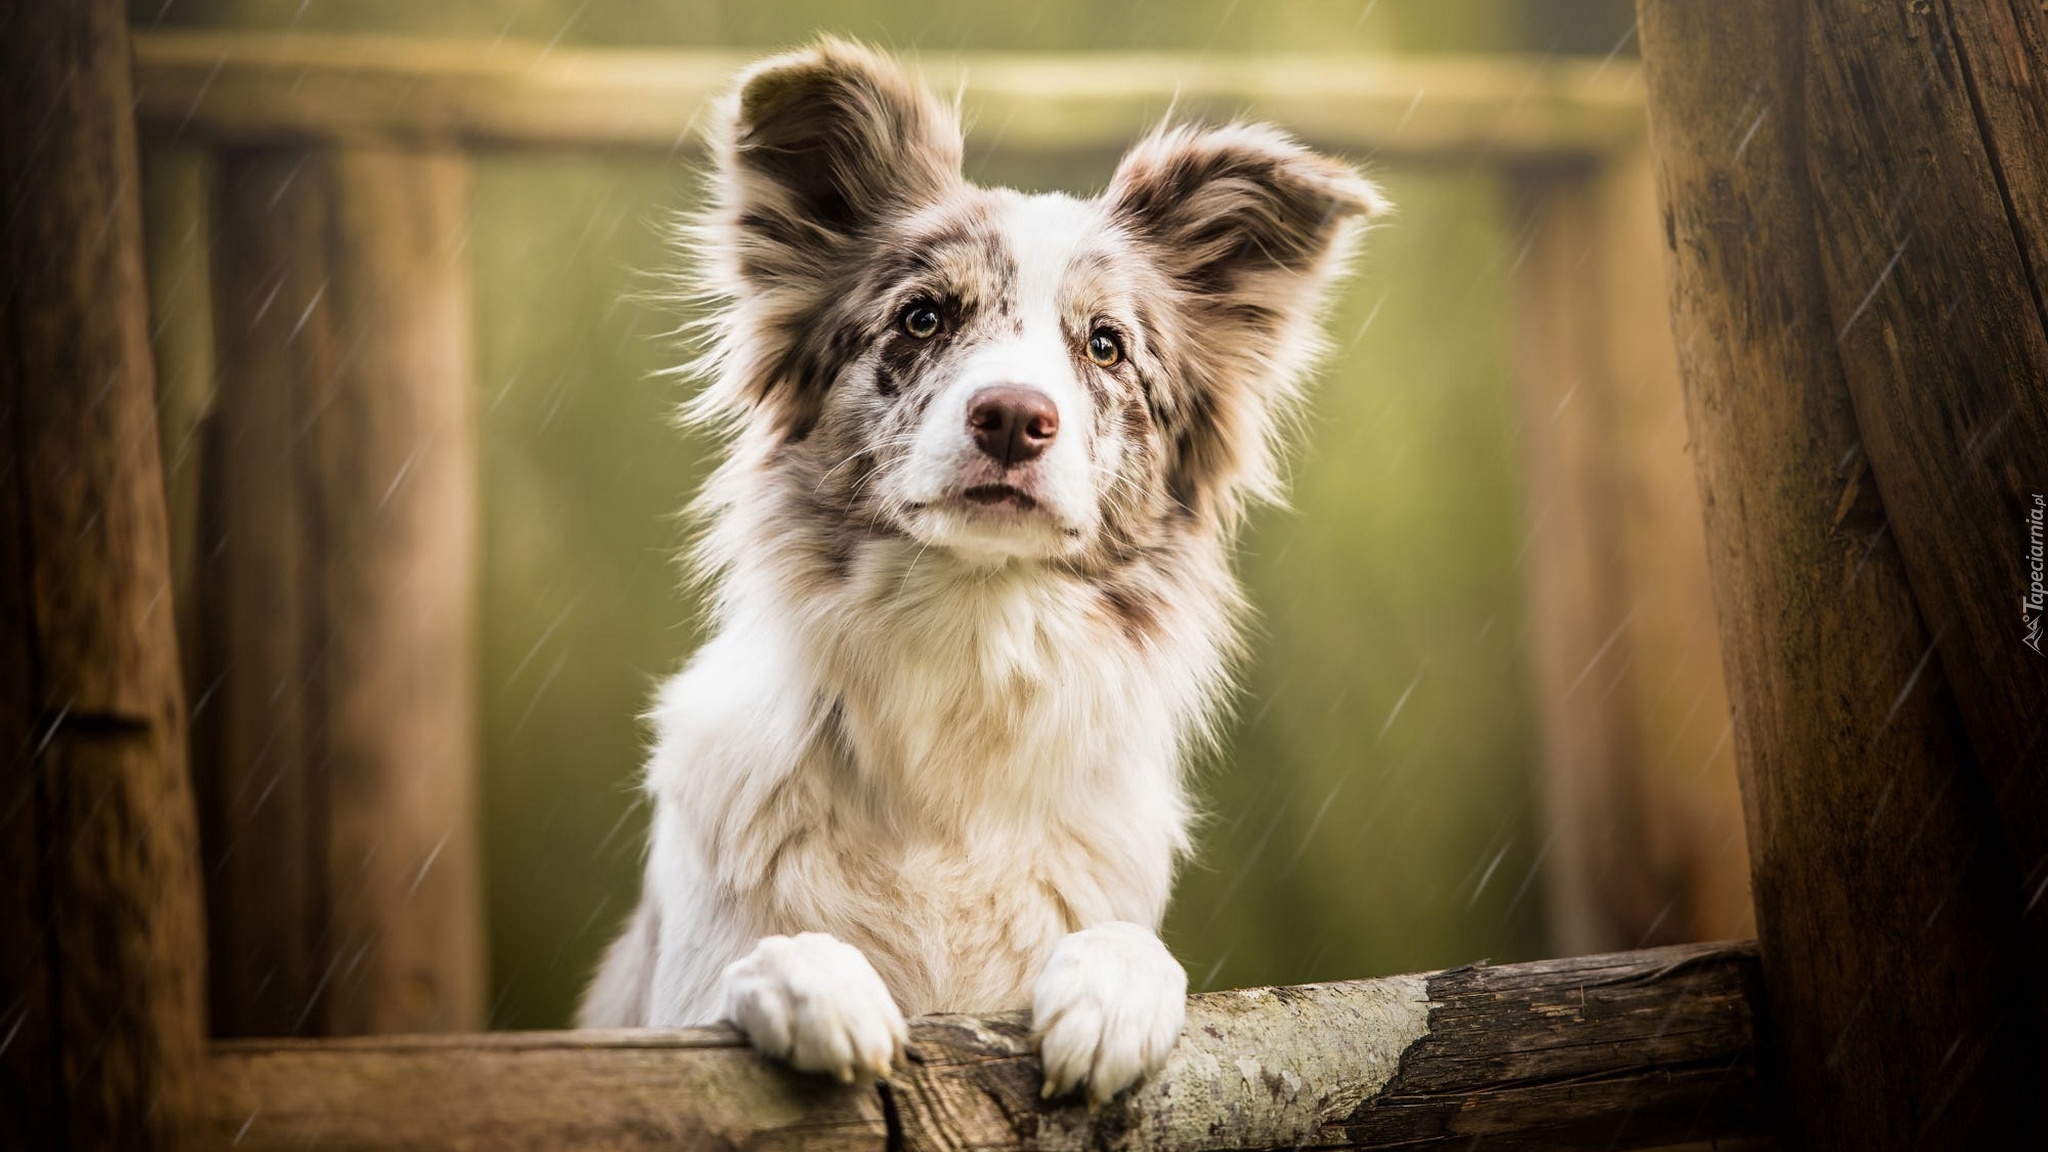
[863,1045,895,1082]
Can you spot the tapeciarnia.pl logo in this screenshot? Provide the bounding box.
[2027,493,2045,656]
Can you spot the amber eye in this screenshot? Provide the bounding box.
[900,301,942,340]
[1086,328,1124,368]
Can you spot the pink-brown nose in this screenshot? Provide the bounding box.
[966,386,1059,467]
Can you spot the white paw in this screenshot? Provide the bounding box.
[1032,922,1187,1105]
[720,933,906,1083]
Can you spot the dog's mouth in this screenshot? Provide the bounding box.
[959,483,1039,512]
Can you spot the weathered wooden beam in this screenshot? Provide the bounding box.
[0,1,208,1149]
[193,145,484,1037]
[203,1028,889,1152]
[1635,1,2044,1145]
[129,31,1646,164]
[196,942,1766,1152]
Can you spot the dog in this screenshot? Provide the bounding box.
[577,38,1385,1105]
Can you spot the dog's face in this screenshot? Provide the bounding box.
[694,41,1385,567]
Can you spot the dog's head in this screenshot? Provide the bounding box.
[690,39,1386,568]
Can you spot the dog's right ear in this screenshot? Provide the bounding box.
[723,39,962,246]
[697,39,963,436]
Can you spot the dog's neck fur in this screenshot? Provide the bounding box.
[622,459,1234,1016]
[699,446,1237,836]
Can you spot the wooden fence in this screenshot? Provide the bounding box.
[195,943,1765,1152]
[5,1,2044,1148]
[126,23,1752,1043]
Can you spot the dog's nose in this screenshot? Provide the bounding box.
[966,386,1059,467]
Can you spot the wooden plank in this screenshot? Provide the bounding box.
[197,943,1765,1152]
[202,1029,889,1152]
[0,1,208,1149]
[129,31,1647,164]
[311,146,484,1036]
[1513,163,1657,956]
[195,145,484,1037]
[1512,151,1751,956]
[141,142,218,729]
[1802,0,2048,927]
[1634,1,2044,1145]
[195,147,323,1038]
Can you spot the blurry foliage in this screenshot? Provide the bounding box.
[141,0,1632,1027]
[1170,172,1538,991]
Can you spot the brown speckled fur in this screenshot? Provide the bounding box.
[581,40,1387,1071]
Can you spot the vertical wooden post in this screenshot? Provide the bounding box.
[142,143,219,716]
[0,1,208,1149]
[195,146,485,1036]
[1801,0,2048,917]
[1637,0,2045,1144]
[1513,151,1752,955]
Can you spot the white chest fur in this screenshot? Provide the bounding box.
[638,551,1211,1022]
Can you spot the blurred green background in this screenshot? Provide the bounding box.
[142,0,1633,1029]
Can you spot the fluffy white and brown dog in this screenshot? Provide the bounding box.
[579,39,1385,1105]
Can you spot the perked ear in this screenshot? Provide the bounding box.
[1110,123,1388,286]
[695,39,964,434]
[1109,123,1388,521]
[721,38,962,248]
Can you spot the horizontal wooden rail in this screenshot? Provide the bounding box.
[131,31,1645,163]
[197,941,1765,1152]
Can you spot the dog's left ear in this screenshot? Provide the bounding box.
[721,39,963,252]
[1109,124,1387,519]
[698,39,964,436]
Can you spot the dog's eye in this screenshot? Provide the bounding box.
[1086,328,1124,368]
[900,302,943,340]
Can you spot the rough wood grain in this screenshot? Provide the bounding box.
[1801,0,2048,922]
[897,943,1764,1152]
[128,31,1646,164]
[193,943,1764,1152]
[1513,151,1751,957]
[1635,1,2044,1145]
[0,1,209,1148]
[195,145,484,1037]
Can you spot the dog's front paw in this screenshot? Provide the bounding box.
[1032,922,1187,1105]
[720,933,906,1083]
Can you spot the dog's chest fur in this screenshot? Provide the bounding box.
[641,543,1219,1018]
